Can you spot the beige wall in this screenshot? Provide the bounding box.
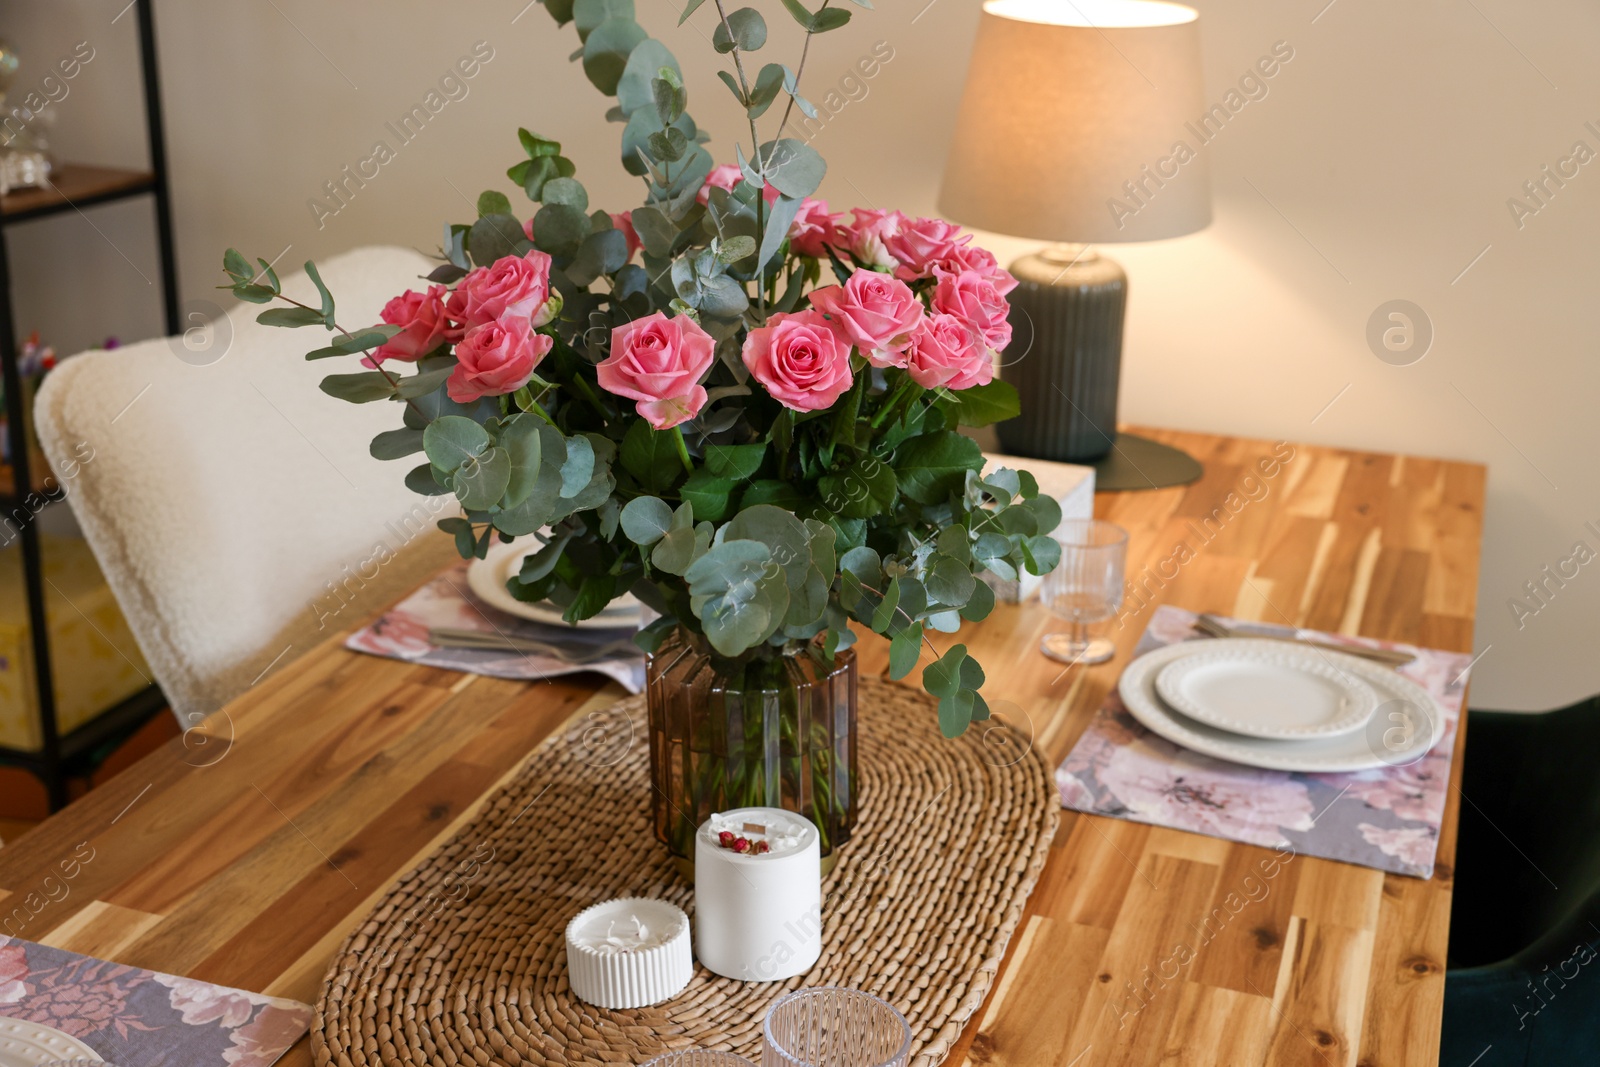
[11,0,1599,711]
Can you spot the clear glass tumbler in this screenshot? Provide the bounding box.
[643,1052,758,1067]
[762,987,912,1067]
[1039,519,1128,665]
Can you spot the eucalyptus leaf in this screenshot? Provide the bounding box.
[319,371,395,404]
[712,7,766,52]
[452,447,512,510]
[760,139,826,198]
[370,428,424,461]
[423,415,491,473]
[621,495,673,545]
[582,17,648,95]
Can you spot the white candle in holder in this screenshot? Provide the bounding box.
[693,807,823,982]
[565,897,693,1008]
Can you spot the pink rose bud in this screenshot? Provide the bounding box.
[718,830,736,848]
[698,163,743,205]
[904,312,994,392]
[789,198,845,259]
[931,268,1013,355]
[885,215,969,281]
[808,270,923,369]
[610,211,642,260]
[698,162,779,207]
[733,836,751,854]
[597,311,717,430]
[742,309,855,412]
[928,243,1018,296]
[368,284,459,367]
[446,319,552,403]
[446,250,555,332]
[842,207,903,270]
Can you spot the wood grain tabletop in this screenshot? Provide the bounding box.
[0,427,1486,1067]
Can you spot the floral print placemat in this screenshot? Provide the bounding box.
[0,938,310,1066]
[1055,606,1473,878]
[345,562,646,693]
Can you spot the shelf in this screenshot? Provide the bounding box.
[0,164,157,225]
[0,683,167,771]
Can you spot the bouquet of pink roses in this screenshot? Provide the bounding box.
[221,0,1058,736]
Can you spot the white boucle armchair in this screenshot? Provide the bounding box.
[33,246,459,728]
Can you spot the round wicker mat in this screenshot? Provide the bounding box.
[313,677,1058,1067]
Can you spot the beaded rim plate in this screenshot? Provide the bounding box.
[0,1018,103,1067]
[1120,640,1443,772]
[1153,640,1379,740]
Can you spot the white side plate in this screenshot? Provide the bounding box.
[0,1018,102,1067]
[467,538,641,629]
[1119,641,1444,773]
[1154,640,1378,739]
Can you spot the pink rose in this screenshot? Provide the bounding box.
[929,242,1018,296]
[808,270,922,368]
[522,217,536,241]
[842,208,902,269]
[447,320,551,403]
[886,216,969,281]
[789,198,844,259]
[905,313,993,391]
[598,311,716,429]
[610,211,642,259]
[699,162,781,207]
[368,285,458,366]
[698,163,743,205]
[743,310,854,411]
[931,268,1013,354]
[447,250,554,332]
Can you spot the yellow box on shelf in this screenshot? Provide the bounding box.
[0,533,153,751]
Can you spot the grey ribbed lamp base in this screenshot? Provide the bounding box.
[997,246,1201,491]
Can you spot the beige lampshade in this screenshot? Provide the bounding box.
[938,0,1212,244]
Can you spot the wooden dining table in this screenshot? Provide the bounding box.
[0,426,1485,1067]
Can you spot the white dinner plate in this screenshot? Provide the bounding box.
[1153,640,1378,740]
[1118,640,1444,773]
[467,538,642,629]
[0,1017,102,1067]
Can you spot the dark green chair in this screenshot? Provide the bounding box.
[1443,698,1600,1064]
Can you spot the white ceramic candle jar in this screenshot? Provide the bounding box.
[693,807,823,982]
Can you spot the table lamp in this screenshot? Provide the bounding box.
[939,0,1211,489]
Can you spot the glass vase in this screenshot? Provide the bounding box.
[647,628,857,878]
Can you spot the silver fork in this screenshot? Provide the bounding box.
[1193,613,1416,668]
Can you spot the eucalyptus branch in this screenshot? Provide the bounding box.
[856,578,945,663]
[271,292,429,421]
[776,0,829,139]
[710,0,769,318]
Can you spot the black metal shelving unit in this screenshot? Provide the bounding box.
[0,2,177,809]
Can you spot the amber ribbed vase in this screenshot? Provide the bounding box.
[646,629,857,877]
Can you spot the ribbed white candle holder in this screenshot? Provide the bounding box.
[565,897,693,1009]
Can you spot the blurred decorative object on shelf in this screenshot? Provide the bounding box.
[648,631,856,879]
[939,0,1211,488]
[0,37,53,196]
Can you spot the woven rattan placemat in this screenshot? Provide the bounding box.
[313,676,1058,1067]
